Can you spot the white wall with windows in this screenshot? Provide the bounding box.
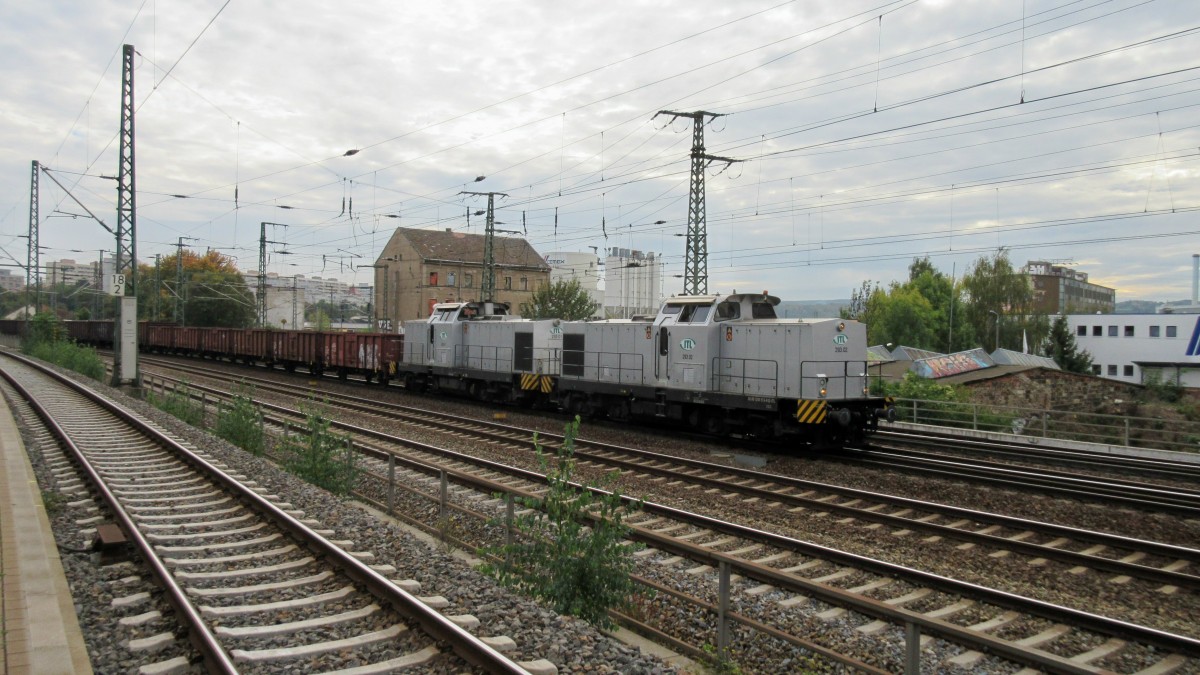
[1069,313,1200,388]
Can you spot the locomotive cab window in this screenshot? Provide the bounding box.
[716,301,740,321]
[751,302,777,319]
[687,305,711,323]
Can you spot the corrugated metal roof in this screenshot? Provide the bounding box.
[391,227,550,270]
[890,345,944,362]
[990,348,1061,369]
[867,345,894,362]
[910,348,994,379]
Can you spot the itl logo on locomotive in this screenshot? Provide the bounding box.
[680,338,696,350]
[833,334,848,345]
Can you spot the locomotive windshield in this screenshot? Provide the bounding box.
[715,301,740,321]
[751,301,777,319]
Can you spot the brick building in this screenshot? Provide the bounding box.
[372,228,550,329]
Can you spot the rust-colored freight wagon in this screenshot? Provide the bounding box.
[233,328,272,364]
[271,330,324,373]
[144,324,177,352]
[200,328,234,358]
[321,332,404,382]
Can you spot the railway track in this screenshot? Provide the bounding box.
[140,356,1200,590]
[841,442,1200,517]
[137,356,1200,673]
[0,351,553,675]
[871,428,1200,481]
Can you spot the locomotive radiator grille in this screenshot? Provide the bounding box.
[519,373,555,393]
[795,399,828,424]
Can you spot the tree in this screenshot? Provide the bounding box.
[138,250,255,327]
[960,250,1048,352]
[842,259,973,352]
[521,278,598,320]
[1044,315,1093,373]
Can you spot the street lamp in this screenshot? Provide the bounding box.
[988,310,1000,351]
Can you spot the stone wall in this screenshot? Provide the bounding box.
[962,368,1144,415]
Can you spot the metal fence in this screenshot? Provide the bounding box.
[893,397,1200,455]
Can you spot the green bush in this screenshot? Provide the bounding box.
[278,404,359,496]
[215,385,265,455]
[19,313,106,381]
[479,417,643,629]
[147,382,205,426]
[24,339,107,381]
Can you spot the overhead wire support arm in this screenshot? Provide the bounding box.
[37,166,115,235]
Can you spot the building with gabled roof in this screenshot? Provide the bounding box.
[373,227,550,329]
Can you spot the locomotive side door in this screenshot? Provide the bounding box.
[656,323,670,381]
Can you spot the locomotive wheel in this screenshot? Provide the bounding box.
[608,400,631,422]
[701,412,728,436]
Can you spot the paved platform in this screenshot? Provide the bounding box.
[0,393,92,674]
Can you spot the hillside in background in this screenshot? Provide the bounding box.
[1114,299,1195,314]
[777,300,849,318]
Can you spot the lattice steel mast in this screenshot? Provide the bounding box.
[27,161,39,320]
[459,191,507,302]
[112,43,139,386]
[653,110,738,296]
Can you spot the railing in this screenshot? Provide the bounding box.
[711,357,778,396]
[561,350,645,384]
[458,345,514,373]
[893,397,1200,454]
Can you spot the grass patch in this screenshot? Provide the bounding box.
[147,382,205,426]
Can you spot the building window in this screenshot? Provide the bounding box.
[504,276,512,290]
[1092,325,1102,336]
[464,273,474,287]
[1167,325,1177,338]
[1091,364,1101,375]
[1150,325,1160,338]
[1076,325,1086,337]
[1123,365,1134,377]
[1107,325,1117,337]
[1107,364,1117,376]
[520,277,528,291]
[447,272,456,286]
[1124,325,1134,337]
[428,272,438,286]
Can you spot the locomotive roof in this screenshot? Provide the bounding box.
[665,293,781,306]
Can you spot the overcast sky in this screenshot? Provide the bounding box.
[2,0,1198,304]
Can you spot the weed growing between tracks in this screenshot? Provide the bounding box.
[278,401,360,497]
[479,416,645,629]
[147,382,205,426]
[214,384,265,455]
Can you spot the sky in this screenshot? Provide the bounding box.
[1,0,1199,304]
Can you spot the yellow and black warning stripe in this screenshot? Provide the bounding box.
[520,373,555,393]
[794,399,827,424]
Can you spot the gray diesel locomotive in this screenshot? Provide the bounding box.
[398,292,893,444]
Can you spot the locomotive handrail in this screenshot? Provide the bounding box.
[710,356,778,396]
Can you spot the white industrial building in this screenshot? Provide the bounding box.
[543,251,604,318]
[1067,254,1200,388]
[603,247,661,318]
